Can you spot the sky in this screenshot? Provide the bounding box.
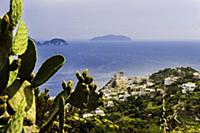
[1,0,200,40]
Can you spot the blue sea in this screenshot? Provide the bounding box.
[36,41,200,95]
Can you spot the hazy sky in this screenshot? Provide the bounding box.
[1,0,200,40]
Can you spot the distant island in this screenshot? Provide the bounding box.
[37,38,68,46]
[91,34,132,42]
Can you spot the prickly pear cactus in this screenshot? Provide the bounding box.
[0,95,8,116]
[18,39,37,81]
[68,70,92,109]
[0,59,9,93]
[8,0,23,29]
[0,15,12,72]
[32,55,65,88]
[5,79,36,123]
[59,96,65,133]
[6,98,26,133]
[40,81,72,132]
[7,57,21,87]
[0,0,66,132]
[11,20,28,55]
[40,70,104,132]
[87,83,104,111]
[1,0,104,132]
[0,0,23,70]
[68,70,103,111]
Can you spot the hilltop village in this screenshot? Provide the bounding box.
[91,67,200,132]
[100,67,200,105]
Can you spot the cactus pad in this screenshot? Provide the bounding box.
[11,21,28,55]
[9,0,23,29]
[18,39,37,81]
[32,55,65,88]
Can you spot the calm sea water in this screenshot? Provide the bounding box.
[36,41,200,95]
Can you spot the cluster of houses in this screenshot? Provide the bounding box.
[83,70,200,118]
[100,71,200,107]
[100,72,156,106]
[163,72,200,93]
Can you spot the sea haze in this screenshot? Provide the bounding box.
[36,41,200,95]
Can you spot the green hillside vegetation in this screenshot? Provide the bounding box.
[149,67,198,84]
[103,67,200,132]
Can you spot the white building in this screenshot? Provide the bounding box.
[83,108,105,118]
[83,113,93,118]
[145,88,156,93]
[164,77,178,86]
[146,81,154,87]
[95,108,105,116]
[107,101,114,107]
[193,72,200,79]
[181,82,196,93]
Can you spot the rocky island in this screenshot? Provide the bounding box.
[91,34,132,42]
[38,38,68,46]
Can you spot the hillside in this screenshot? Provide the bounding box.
[99,67,200,132]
